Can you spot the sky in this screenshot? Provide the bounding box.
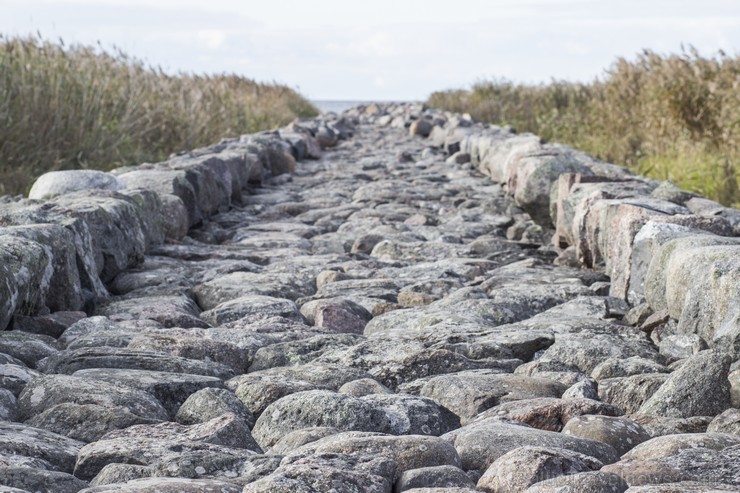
[3,0,739,101]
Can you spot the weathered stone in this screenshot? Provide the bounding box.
[0,389,16,421]
[637,350,732,418]
[397,465,476,492]
[26,402,160,443]
[524,471,628,492]
[633,415,712,437]
[94,294,208,328]
[78,477,243,492]
[444,420,620,473]
[252,390,393,448]
[102,412,262,452]
[475,397,623,432]
[339,378,393,397]
[74,435,258,480]
[598,374,670,415]
[591,357,669,381]
[176,387,255,428]
[0,422,83,473]
[287,432,462,480]
[361,393,460,436]
[300,297,372,333]
[29,170,124,200]
[0,466,89,493]
[72,368,224,418]
[89,464,154,486]
[707,408,740,435]
[38,347,233,379]
[420,373,568,424]
[243,451,393,493]
[657,444,739,487]
[622,433,740,461]
[562,415,651,456]
[269,427,340,455]
[476,445,603,493]
[0,363,40,396]
[601,459,693,486]
[200,295,301,325]
[249,333,364,371]
[17,374,168,422]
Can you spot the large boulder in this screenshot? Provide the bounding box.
[28,170,124,200]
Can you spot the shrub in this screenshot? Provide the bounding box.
[428,48,739,206]
[0,35,318,195]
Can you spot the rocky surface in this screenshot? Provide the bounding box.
[0,102,737,492]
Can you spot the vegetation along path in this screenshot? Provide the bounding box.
[0,103,738,492]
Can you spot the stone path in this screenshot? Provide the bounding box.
[0,104,738,492]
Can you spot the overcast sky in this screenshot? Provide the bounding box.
[3,0,739,100]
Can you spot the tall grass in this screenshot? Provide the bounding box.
[0,35,318,195]
[428,48,739,206]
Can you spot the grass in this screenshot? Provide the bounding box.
[0,35,318,195]
[427,48,739,207]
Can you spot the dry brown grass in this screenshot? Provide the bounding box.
[0,35,318,195]
[428,48,739,206]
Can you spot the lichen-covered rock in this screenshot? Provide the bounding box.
[0,466,89,493]
[286,432,462,480]
[101,412,262,452]
[0,389,17,421]
[37,347,233,379]
[94,294,208,328]
[0,363,39,397]
[72,368,224,418]
[598,374,670,415]
[89,464,154,486]
[17,374,168,422]
[591,357,669,381]
[361,393,460,436]
[78,477,243,492]
[26,402,160,443]
[339,378,393,397]
[176,387,255,428]
[73,435,259,480]
[252,390,393,448]
[397,465,476,492]
[299,297,372,333]
[242,451,393,493]
[656,445,739,487]
[0,422,83,473]
[199,295,301,326]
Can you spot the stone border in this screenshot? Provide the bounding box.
[0,117,351,330]
[349,102,739,354]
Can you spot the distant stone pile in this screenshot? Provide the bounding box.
[0,103,737,492]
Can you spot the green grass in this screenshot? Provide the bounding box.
[427,48,739,207]
[0,35,319,195]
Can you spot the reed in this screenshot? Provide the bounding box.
[0,35,318,195]
[428,48,739,206]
